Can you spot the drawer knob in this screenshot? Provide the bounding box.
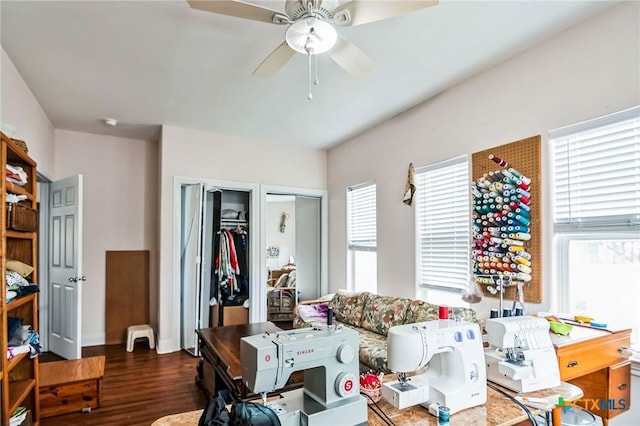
[618,346,629,353]
[567,360,579,368]
[618,383,627,391]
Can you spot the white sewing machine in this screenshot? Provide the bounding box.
[381,319,487,414]
[240,325,367,426]
[484,315,560,393]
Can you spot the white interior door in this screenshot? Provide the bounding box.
[180,183,204,355]
[48,175,83,359]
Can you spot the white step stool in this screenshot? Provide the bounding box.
[126,324,155,352]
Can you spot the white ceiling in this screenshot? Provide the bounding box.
[0,1,619,149]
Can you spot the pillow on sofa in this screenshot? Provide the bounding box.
[405,300,439,323]
[329,291,370,327]
[360,295,412,336]
[405,300,478,324]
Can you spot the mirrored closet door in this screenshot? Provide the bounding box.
[262,187,327,323]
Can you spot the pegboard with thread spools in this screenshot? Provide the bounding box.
[471,135,542,304]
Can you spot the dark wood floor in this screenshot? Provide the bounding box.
[40,342,207,426]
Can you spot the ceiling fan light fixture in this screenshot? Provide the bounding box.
[285,17,337,55]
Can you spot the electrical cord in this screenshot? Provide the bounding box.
[487,382,538,426]
[362,392,395,426]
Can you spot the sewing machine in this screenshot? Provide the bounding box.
[381,320,487,414]
[240,325,367,426]
[484,315,560,393]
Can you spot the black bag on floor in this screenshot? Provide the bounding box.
[229,401,281,426]
[199,396,230,426]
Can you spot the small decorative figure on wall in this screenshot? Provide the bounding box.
[403,163,416,206]
[280,212,289,233]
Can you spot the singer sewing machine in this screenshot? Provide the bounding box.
[240,325,367,426]
[381,319,487,414]
[484,315,560,393]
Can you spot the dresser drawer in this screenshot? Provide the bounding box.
[556,333,630,381]
[569,361,631,420]
[608,361,631,418]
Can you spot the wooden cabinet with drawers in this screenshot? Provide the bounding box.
[551,326,631,424]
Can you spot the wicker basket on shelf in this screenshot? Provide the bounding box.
[11,138,28,153]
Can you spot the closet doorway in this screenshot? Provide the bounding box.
[261,186,327,323]
[175,178,258,356]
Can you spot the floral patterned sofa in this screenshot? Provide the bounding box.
[293,291,477,373]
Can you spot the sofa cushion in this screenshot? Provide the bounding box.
[329,291,370,327]
[405,300,478,324]
[357,327,390,373]
[360,295,412,336]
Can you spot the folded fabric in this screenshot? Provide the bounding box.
[7,344,30,360]
[6,270,28,287]
[16,285,39,297]
[6,259,34,278]
[5,164,27,186]
[7,326,41,358]
[5,192,27,203]
[549,321,573,335]
[296,302,329,323]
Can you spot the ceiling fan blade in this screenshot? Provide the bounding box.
[333,0,438,27]
[329,37,374,77]
[187,0,288,25]
[253,42,297,77]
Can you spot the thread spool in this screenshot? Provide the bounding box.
[439,306,449,319]
[489,154,509,168]
[438,406,451,424]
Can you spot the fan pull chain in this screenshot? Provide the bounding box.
[308,53,313,100]
[307,53,320,100]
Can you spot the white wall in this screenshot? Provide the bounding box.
[1,47,55,177]
[266,199,296,270]
[54,129,159,345]
[157,125,326,353]
[326,2,640,320]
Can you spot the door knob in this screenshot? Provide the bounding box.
[68,275,87,283]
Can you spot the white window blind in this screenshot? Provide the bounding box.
[416,156,470,292]
[551,106,640,231]
[347,183,377,251]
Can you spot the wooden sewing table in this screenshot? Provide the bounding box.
[157,380,582,425]
[196,322,304,401]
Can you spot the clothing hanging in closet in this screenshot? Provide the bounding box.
[214,227,248,304]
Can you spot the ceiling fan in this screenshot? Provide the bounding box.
[187,0,439,80]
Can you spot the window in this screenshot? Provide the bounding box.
[415,156,470,303]
[347,183,377,292]
[551,106,640,345]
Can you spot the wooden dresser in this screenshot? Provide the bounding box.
[551,325,631,424]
